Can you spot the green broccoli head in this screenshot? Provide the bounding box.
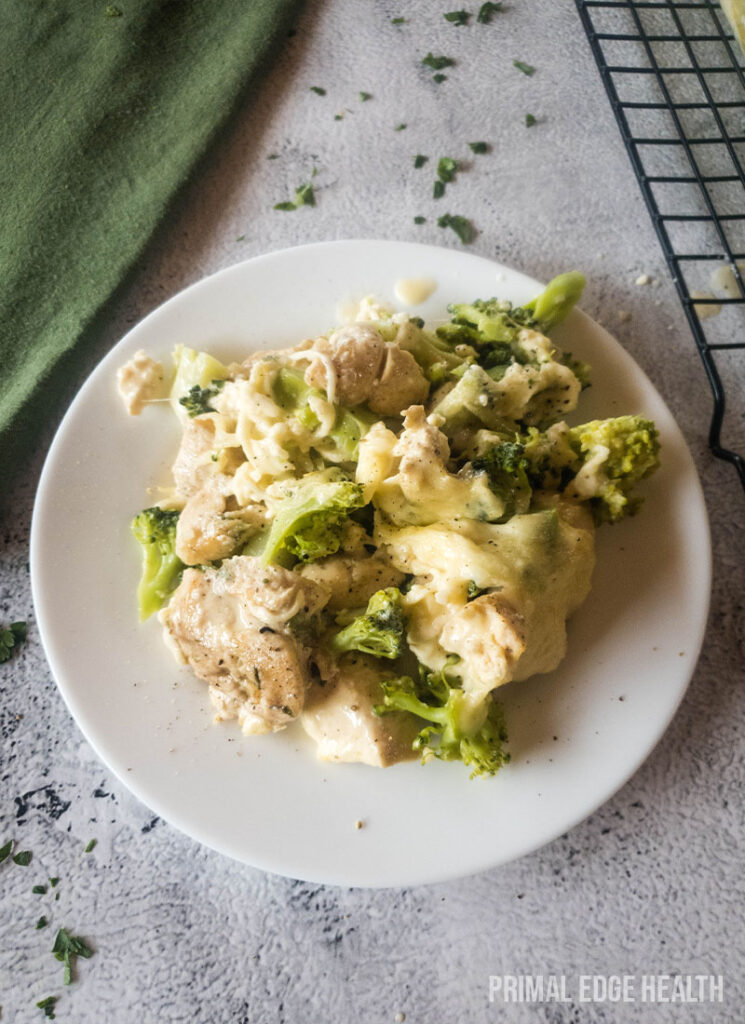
[441,272,586,359]
[131,507,184,620]
[395,318,471,383]
[178,379,225,417]
[375,664,510,778]
[567,416,660,523]
[262,469,365,566]
[331,588,406,660]
[470,441,532,521]
[272,367,375,462]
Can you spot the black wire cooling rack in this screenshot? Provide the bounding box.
[576,0,745,489]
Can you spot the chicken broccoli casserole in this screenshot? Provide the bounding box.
[120,272,660,777]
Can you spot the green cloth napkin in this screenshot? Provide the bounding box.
[0,0,300,487]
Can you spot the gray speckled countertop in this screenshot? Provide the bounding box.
[2,2,744,1022]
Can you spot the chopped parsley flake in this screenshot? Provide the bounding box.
[36,996,57,1019]
[434,157,458,198]
[391,16,405,24]
[49,877,59,888]
[477,1,502,22]
[525,112,537,126]
[52,928,94,986]
[334,113,344,120]
[414,154,428,168]
[514,60,536,76]
[273,176,316,211]
[235,234,246,242]
[437,156,458,182]
[36,916,49,930]
[33,884,48,894]
[468,141,488,153]
[84,839,97,854]
[437,213,475,244]
[444,9,469,25]
[0,621,27,663]
[0,839,12,864]
[359,91,372,101]
[309,85,326,96]
[13,850,32,866]
[267,153,279,160]
[433,73,448,83]
[395,123,407,131]
[414,216,426,224]
[422,52,455,70]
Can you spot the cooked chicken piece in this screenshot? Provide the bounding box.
[299,553,405,611]
[175,475,266,565]
[305,323,385,406]
[162,557,330,734]
[395,404,450,466]
[301,654,419,766]
[439,594,527,705]
[172,417,218,498]
[367,345,429,416]
[117,350,167,415]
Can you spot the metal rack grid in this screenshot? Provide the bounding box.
[576,0,745,488]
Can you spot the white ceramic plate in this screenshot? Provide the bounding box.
[31,240,710,887]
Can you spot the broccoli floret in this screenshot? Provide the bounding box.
[396,319,472,382]
[431,364,515,440]
[170,345,229,415]
[131,507,184,620]
[0,621,27,664]
[441,273,586,361]
[521,416,660,522]
[567,416,660,523]
[522,271,586,331]
[272,368,375,461]
[331,588,406,659]
[262,469,365,566]
[178,379,225,417]
[470,441,532,521]
[375,664,510,778]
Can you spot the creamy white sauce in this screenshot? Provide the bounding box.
[117,350,167,415]
[394,277,437,306]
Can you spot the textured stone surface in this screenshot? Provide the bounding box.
[1,2,743,1022]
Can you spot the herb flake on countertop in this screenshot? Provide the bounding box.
[444,9,469,25]
[0,621,27,663]
[13,849,32,866]
[433,73,448,83]
[359,91,372,101]
[334,113,344,120]
[84,839,97,853]
[525,113,537,126]
[414,216,426,224]
[36,916,49,929]
[514,60,536,76]
[433,180,445,199]
[49,877,60,887]
[36,996,57,1019]
[477,1,502,21]
[395,123,407,131]
[437,213,475,244]
[309,85,326,96]
[422,52,455,70]
[273,174,317,212]
[434,156,458,198]
[414,154,428,168]
[391,16,405,24]
[33,884,48,894]
[52,928,94,986]
[468,141,488,153]
[0,839,13,864]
